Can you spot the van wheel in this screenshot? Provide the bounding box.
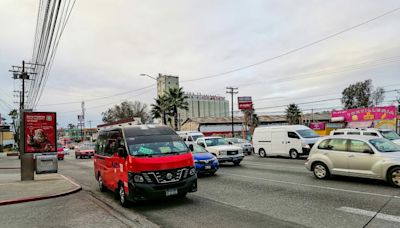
[118,183,130,207]
[259,149,266,157]
[289,149,299,159]
[98,174,106,192]
[387,167,400,188]
[312,162,330,179]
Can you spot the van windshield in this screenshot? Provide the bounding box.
[379,130,400,140]
[296,129,320,138]
[191,135,203,142]
[126,135,189,156]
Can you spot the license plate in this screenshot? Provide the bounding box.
[166,188,178,197]
[205,165,211,169]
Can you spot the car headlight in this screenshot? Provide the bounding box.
[133,174,144,183]
[189,167,196,176]
[194,159,199,163]
[211,157,217,161]
[302,143,310,149]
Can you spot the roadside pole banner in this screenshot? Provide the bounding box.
[24,112,57,153]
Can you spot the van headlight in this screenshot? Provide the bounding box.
[189,167,196,176]
[302,143,310,149]
[134,175,144,183]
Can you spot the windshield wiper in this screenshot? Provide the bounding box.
[161,151,182,155]
[134,154,153,157]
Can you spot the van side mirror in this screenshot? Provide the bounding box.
[363,149,374,154]
[189,144,194,151]
[198,142,205,147]
[118,148,127,157]
[228,141,233,145]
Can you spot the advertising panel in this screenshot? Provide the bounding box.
[309,122,325,130]
[24,112,57,153]
[238,96,253,110]
[331,106,396,122]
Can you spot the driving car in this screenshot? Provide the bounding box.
[305,135,400,187]
[57,143,64,160]
[196,137,244,165]
[189,144,219,175]
[330,128,400,145]
[75,143,95,159]
[226,138,254,155]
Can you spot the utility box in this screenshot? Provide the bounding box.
[36,154,58,174]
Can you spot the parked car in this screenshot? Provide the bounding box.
[226,138,253,155]
[253,125,320,159]
[330,128,400,145]
[177,131,205,147]
[189,144,219,175]
[75,144,95,159]
[305,135,400,188]
[57,143,64,160]
[94,125,197,207]
[195,137,244,165]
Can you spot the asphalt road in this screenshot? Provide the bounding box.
[1,153,399,228]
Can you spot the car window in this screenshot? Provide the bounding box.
[288,132,300,139]
[326,139,347,151]
[349,140,372,153]
[333,132,344,135]
[370,138,400,152]
[379,130,400,140]
[317,139,330,149]
[363,132,378,137]
[347,132,360,135]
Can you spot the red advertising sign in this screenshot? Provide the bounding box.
[331,106,396,122]
[238,96,253,110]
[24,112,57,153]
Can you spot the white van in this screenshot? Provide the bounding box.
[253,125,320,159]
[330,128,400,145]
[177,131,205,147]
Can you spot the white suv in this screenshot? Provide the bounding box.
[330,128,400,145]
[196,137,244,165]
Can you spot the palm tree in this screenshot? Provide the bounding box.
[151,95,171,125]
[166,87,189,130]
[286,103,302,125]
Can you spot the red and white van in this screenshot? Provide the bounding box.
[94,125,197,206]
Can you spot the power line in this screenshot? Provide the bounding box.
[181,6,400,83]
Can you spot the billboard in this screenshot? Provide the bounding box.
[309,122,325,130]
[24,112,57,153]
[238,96,253,110]
[331,106,396,122]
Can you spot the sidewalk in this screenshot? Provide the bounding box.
[0,158,81,206]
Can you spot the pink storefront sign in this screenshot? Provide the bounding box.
[309,122,325,130]
[331,106,396,122]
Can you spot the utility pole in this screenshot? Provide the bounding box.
[226,87,238,137]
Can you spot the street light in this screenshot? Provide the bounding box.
[139,73,157,80]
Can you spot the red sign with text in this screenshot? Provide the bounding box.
[238,96,253,110]
[24,112,57,153]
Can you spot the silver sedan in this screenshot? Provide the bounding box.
[305,135,400,187]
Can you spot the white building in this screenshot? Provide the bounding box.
[157,74,179,97]
[179,93,229,124]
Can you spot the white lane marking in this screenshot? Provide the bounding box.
[337,207,400,223]
[241,161,305,170]
[221,172,399,199]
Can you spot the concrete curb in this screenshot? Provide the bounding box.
[0,175,82,206]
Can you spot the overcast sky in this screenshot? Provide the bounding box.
[1,0,399,127]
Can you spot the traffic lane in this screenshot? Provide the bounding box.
[196,167,400,228]
[0,192,130,228]
[237,158,398,196]
[60,155,302,228]
[131,194,303,228]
